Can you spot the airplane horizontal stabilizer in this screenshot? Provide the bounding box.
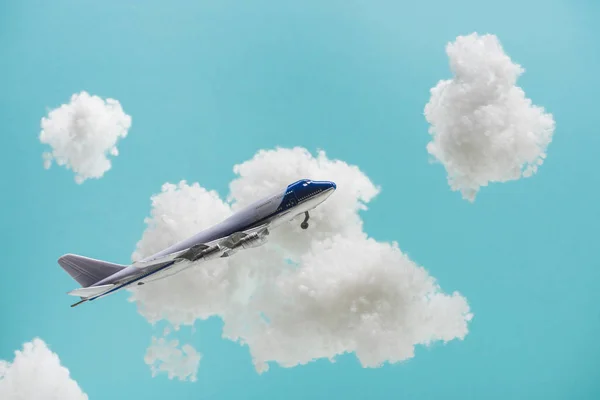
[67,284,114,298]
[70,298,88,308]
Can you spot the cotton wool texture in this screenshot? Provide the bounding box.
[40,91,132,184]
[0,338,88,400]
[128,147,473,374]
[144,337,201,382]
[425,33,555,201]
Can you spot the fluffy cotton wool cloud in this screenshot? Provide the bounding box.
[424,33,555,201]
[144,337,201,382]
[40,91,132,184]
[129,147,472,373]
[0,338,88,400]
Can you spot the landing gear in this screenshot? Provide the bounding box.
[301,211,309,230]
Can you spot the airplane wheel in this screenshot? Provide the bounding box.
[301,211,310,230]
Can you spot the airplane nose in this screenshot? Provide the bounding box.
[330,181,337,190]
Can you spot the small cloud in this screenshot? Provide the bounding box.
[424,33,555,201]
[0,338,88,400]
[144,337,201,382]
[39,91,132,184]
[129,147,473,373]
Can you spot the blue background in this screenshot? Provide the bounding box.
[1,0,599,399]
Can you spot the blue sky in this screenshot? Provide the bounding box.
[1,0,600,399]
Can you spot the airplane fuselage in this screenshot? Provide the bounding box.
[74,179,336,303]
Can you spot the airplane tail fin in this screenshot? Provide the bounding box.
[58,253,126,288]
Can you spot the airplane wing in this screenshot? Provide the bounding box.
[133,223,271,268]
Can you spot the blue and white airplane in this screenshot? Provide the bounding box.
[59,179,336,307]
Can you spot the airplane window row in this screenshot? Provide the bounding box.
[298,188,322,201]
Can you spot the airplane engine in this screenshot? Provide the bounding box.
[221,248,239,258]
[221,230,269,257]
[198,245,222,261]
[240,232,268,249]
[179,244,222,262]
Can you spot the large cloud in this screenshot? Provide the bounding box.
[0,338,88,400]
[40,91,132,184]
[129,147,472,373]
[424,33,555,201]
[144,337,201,382]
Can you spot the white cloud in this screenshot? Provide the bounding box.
[40,91,132,184]
[0,338,88,400]
[129,147,472,373]
[424,33,555,201]
[144,337,201,382]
